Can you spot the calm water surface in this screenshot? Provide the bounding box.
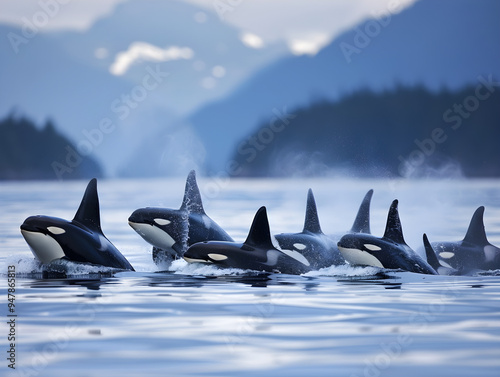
[1,178,500,377]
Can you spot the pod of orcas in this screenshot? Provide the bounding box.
[20,171,500,276]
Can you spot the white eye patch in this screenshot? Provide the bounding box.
[208,253,228,261]
[364,244,381,251]
[293,243,306,250]
[439,252,455,259]
[154,218,171,226]
[47,226,66,235]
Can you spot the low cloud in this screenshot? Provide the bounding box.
[110,42,194,76]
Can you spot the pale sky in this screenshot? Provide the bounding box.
[0,0,418,55]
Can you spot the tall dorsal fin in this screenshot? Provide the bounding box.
[383,200,406,244]
[463,206,489,246]
[302,189,322,234]
[180,170,205,214]
[350,189,373,233]
[244,207,275,249]
[423,233,441,272]
[73,178,102,232]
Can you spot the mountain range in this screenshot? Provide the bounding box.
[0,0,288,176]
[176,0,500,175]
[229,85,500,178]
[2,0,499,178]
[0,114,102,180]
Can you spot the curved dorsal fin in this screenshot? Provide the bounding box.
[423,233,441,271]
[302,189,322,234]
[350,189,373,233]
[383,200,406,244]
[180,170,205,214]
[463,206,488,245]
[244,207,275,249]
[73,178,102,232]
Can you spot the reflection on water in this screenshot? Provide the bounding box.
[14,268,403,290]
[8,271,500,377]
[1,178,500,376]
[27,276,117,290]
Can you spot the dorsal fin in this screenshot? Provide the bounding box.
[180,170,205,214]
[423,233,441,271]
[463,206,488,245]
[350,189,373,233]
[302,189,322,234]
[244,207,275,249]
[73,178,102,232]
[383,200,406,244]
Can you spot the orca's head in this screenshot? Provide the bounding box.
[430,242,462,270]
[275,232,344,269]
[128,207,188,255]
[434,241,500,271]
[182,241,236,266]
[183,240,311,273]
[337,233,387,268]
[275,233,313,254]
[20,215,81,264]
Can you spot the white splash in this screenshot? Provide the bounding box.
[304,264,382,277]
[168,258,251,276]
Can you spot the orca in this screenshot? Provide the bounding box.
[20,179,134,271]
[337,200,437,275]
[183,206,312,275]
[128,170,233,265]
[426,206,500,273]
[274,189,345,269]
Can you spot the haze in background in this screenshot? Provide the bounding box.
[0,0,417,52]
[1,0,498,179]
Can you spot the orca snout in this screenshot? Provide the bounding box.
[128,208,179,228]
[337,235,359,250]
[128,209,147,225]
[20,215,46,233]
[183,242,213,264]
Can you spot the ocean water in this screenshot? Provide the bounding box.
[1,177,500,377]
